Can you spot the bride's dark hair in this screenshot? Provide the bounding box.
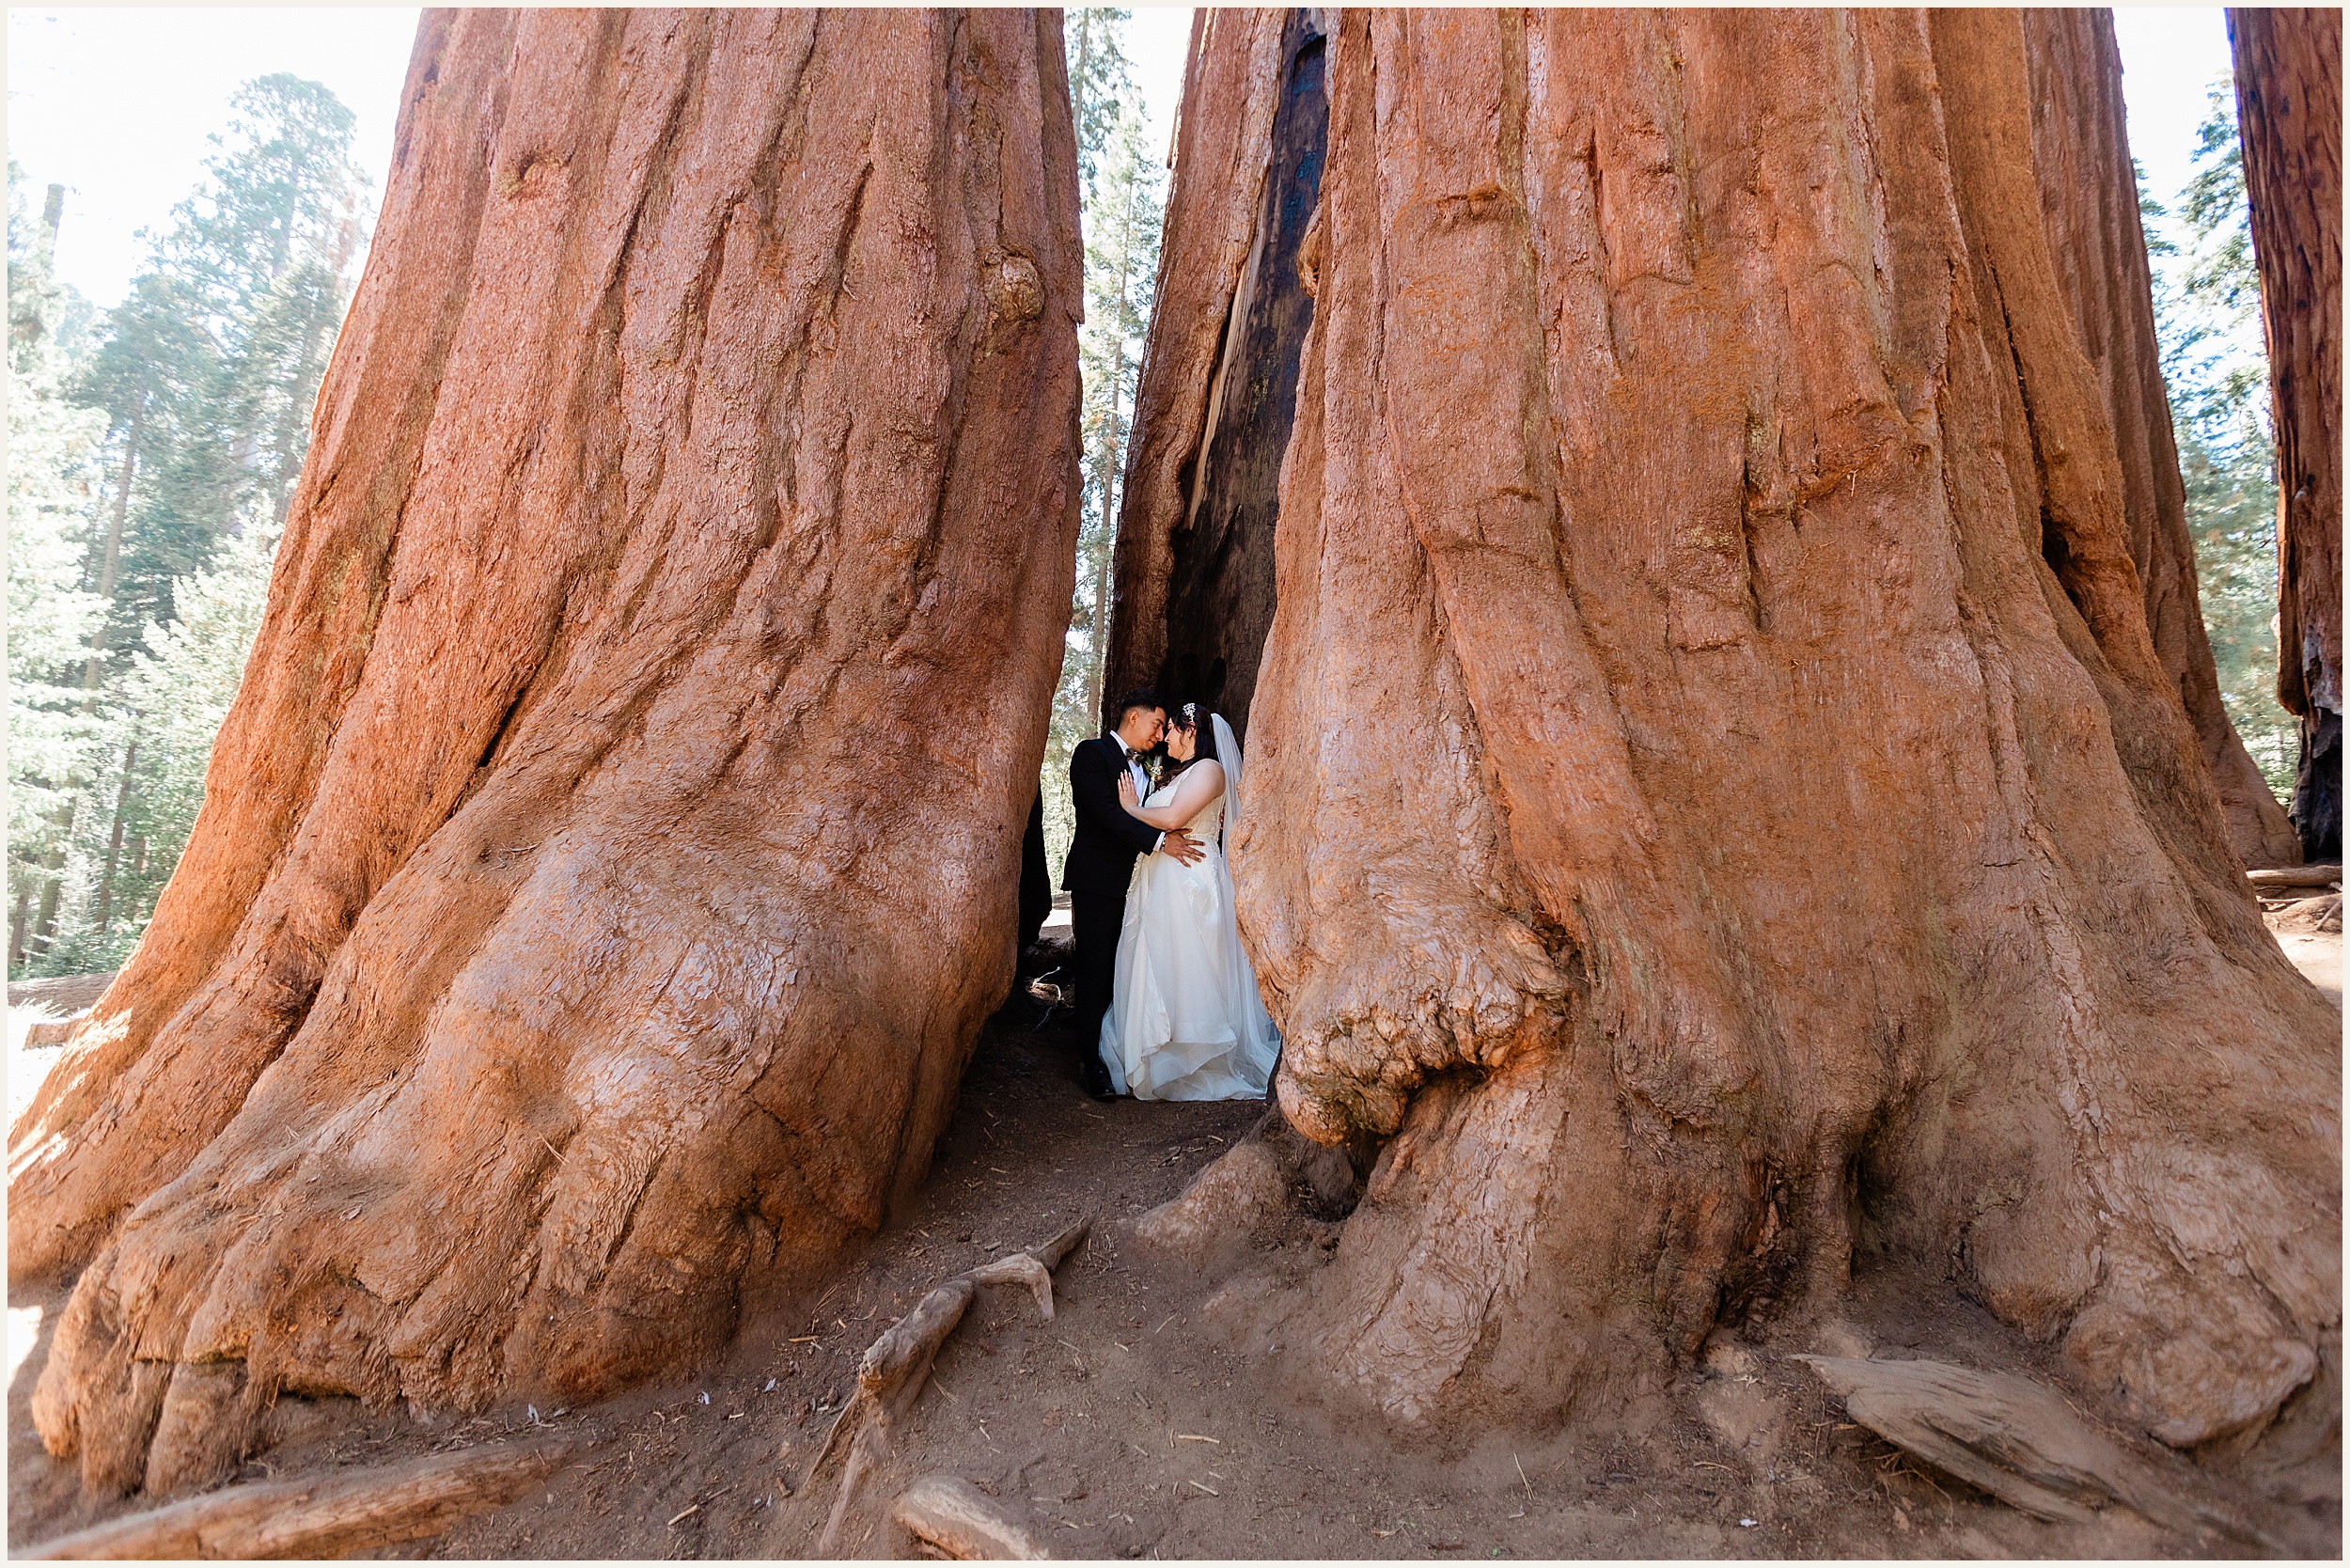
[1162,702,1219,781]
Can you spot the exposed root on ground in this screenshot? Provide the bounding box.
[801,1219,1089,1555]
[20,1435,573,1560]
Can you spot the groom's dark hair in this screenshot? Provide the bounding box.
[1113,688,1162,727]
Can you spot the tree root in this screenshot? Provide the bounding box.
[20,1435,574,1559]
[802,1220,1088,1554]
[891,1474,1049,1560]
[2248,864,2343,890]
[1136,1106,1361,1262]
[1798,1356,2283,1550]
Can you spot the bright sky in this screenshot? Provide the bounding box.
[4,5,2239,319]
[1126,3,1192,170]
[7,8,422,306]
[2113,8,2238,258]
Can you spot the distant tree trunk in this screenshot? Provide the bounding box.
[13,6,1080,1498]
[2230,7,2343,862]
[91,738,138,936]
[10,883,32,970]
[1086,396,1118,727]
[1084,239,1129,730]
[28,796,75,962]
[269,280,335,529]
[39,184,64,264]
[81,397,141,698]
[2026,8,2303,868]
[1131,8,2336,1452]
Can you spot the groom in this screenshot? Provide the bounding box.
[1064,688,1201,1098]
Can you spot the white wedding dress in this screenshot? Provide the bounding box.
[1098,735,1281,1102]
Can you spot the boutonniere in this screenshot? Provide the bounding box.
[1146,754,1165,791]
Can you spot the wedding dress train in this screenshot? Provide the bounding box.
[1097,758,1281,1102]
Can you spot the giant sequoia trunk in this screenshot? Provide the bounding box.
[2230,7,2343,862]
[9,8,1080,1496]
[2027,8,2303,869]
[1121,9,2338,1450]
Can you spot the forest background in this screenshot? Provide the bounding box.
[3,7,2304,979]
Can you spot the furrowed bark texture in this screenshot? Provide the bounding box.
[9,7,1081,1496]
[1142,9,2339,1449]
[2025,8,2302,869]
[2230,7,2343,862]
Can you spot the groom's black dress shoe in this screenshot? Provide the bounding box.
[1078,1056,1117,1101]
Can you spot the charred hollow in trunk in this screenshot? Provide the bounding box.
[1152,12,1327,736]
[1103,9,1332,736]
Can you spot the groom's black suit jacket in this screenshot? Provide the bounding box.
[1062,734,1161,895]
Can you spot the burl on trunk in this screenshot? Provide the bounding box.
[1125,9,2338,1450]
[10,8,1081,1494]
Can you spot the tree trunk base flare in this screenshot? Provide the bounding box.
[18,1436,574,1560]
[802,1220,1087,1555]
[10,8,1082,1498]
[1117,8,2338,1458]
[2228,8,2343,867]
[891,1475,1052,1561]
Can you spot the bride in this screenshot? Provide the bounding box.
[1098,704,1281,1101]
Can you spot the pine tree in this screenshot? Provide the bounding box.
[30,518,282,976]
[1042,11,1163,870]
[2145,79,2298,798]
[10,78,367,978]
[1065,8,1137,196]
[75,73,363,667]
[7,164,112,969]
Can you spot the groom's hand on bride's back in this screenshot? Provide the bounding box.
[1160,827,1203,866]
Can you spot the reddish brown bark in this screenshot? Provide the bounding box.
[1134,8,2337,1450]
[2231,7,2343,861]
[10,7,1080,1496]
[2026,8,2302,869]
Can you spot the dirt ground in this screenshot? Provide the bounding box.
[8,914,2342,1560]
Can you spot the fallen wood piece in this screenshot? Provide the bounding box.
[892,1475,1049,1560]
[1798,1356,2276,1547]
[2248,863,2344,889]
[807,1219,1089,1554]
[23,1436,574,1560]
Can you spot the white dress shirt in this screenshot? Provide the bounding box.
[1112,737,1165,855]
